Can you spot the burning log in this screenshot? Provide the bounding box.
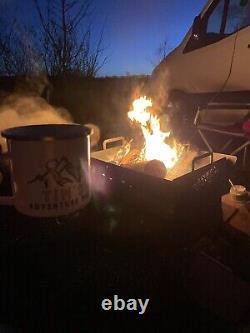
[144,159,167,178]
[123,159,167,178]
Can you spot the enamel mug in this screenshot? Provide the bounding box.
[0,124,91,217]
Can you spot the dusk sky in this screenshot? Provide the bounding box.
[94,0,206,76]
[1,0,206,76]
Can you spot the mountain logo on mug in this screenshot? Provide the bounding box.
[28,156,82,188]
[26,156,89,213]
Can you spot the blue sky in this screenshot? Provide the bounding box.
[1,0,207,76]
[94,0,206,76]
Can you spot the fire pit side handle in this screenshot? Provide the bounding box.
[103,136,125,150]
[192,152,213,172]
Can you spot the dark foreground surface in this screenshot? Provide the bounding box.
[0,166,250,333]
[0,207,250,332]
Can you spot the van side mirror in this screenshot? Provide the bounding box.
[192,15,202,40]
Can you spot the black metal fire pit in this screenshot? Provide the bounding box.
[91,139,236,246]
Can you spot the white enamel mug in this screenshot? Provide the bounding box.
[0,124,91,217]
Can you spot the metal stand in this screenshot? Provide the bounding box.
[194,107,250,168]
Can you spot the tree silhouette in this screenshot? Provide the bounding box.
[0,16,41,75]
[0,0,107,76]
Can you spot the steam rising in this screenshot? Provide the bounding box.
[0,93,72,151]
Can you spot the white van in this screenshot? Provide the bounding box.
[151,0,250,122]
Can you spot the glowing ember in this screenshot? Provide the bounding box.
[128,96,179,169]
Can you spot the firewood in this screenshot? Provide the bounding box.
[120,149,141,165]
[144,159,166,178]
[123,159,167,178]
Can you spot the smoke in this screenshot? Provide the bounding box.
[148,64,170,114]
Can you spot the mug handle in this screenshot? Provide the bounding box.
[0,150,15,206]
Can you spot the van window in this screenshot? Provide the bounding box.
[184,0,250,53]
[206,0,225,34]
[238,0,250,28]
[225,0,250,34]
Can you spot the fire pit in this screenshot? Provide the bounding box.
[91,141,235,244]
[90,96,236,245]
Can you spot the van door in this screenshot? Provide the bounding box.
[225,0,250,91]
[174,0,238,93]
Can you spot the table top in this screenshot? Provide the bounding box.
[0,177,250,333]
[0,200,244,333]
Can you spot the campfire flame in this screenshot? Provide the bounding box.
[128,96,179,169]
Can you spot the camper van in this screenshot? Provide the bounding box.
[151,0,250,121]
